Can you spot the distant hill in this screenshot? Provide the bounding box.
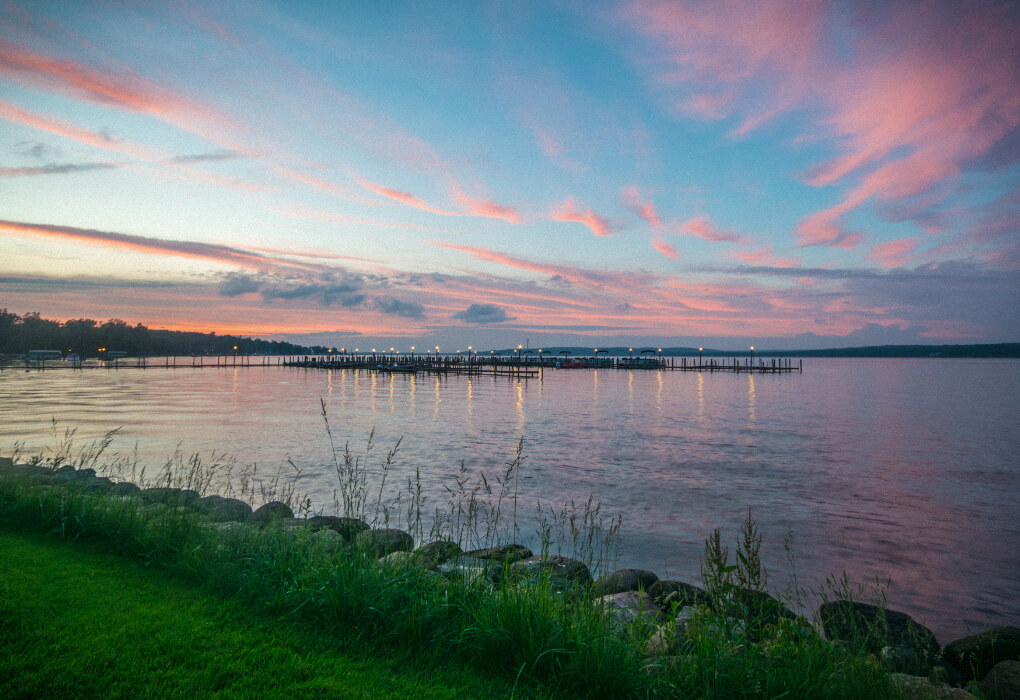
[763,343,1020,358]
[495,344,1020,358]
[0,310,325,358]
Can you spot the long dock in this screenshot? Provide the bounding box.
[3,353,802,375]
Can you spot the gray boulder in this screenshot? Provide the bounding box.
[0,457,14,470]
[416,540,462,566]
[355,528,414,557]
[593,568,659,596]
[81,475,114,492]
[464,544,533,563]
[139,487,201,507]
[819,601,940,674]
[944,627,1020,683]
[648,580,710,614]
[306,515,369,542]
[596,591,666,629]
[197,495,253,523]
[510,555,593,590]
[110,481,141,496]
[983,660,1020,700]
[250,501,294,524]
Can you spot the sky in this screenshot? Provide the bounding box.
[1,0,1018,352]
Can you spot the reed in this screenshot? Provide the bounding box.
[0,422,907,698]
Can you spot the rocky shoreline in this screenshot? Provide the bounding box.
[2,457,1018,699]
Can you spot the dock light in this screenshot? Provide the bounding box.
[750,346,755,364]
[629,347,633,358]
[699,347,703,364]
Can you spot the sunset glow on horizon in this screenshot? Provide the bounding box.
[1,1,1017,350]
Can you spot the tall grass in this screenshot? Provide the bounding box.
[0,419,908,698]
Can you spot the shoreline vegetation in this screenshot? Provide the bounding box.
[2,310,1019,360]
[1,430,1018,698]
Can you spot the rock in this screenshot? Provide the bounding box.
[75,468,97,479]
[416,540,462,566]
[983,660,1020,700]
[510,555,593,590]
[0,457,14,470]
[463,544,533,563]
[819,601,940,674]
[379,550,419,567]
[731,588,797,625]
[944,627,1020,683]
[354,528,414,557]
[645,622,692,656]
[648,580,711,615]
[109,481,141,496]
[436,555,501,585]
[250,501,294,524]
[891,673,976,699]
[138,487,201,507]
[593,568,659,596]
[82,475,114,492]
[597,591,666,629]
[306,515,369,542]
[196,495,253,523]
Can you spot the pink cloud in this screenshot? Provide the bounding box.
[622,186,661,226]
[866,237,921,268]
[730,245,800,268]
[680,216,745,243]
[620,2,1020,253]
[550,197,612,237]
[0,100,160,161]
[0,39,247,154]
[0,100,266,193]
[651,238,680,260]
[0,219,312,273]
[451,186,521,223]
[618,0,825,125]
[352,174,458,216]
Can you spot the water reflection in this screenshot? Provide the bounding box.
[747,373,756,423]
[0,360,1017,640]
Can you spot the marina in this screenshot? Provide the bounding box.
[5,350,803,375]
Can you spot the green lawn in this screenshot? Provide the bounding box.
[0,531,525,699]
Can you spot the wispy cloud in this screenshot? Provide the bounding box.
[0,219,317,273]
[168,150,244,164]
[353,173,458,216]
[651,238,681,260]
[0,38,247,153]
[619,1,1020,255]
[622,186,661,226]
[550,197,612,236]
[0,162,120,177]
[866,237,921,268]
[729,245,800,268]
[680,216,746,243]
[451,186,521,223]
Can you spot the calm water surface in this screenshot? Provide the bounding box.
[1,358,1017,641]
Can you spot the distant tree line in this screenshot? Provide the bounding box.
[0,310,327,358]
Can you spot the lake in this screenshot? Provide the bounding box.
[1,357,1017,642]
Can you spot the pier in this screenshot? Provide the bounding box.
[3,352,802,375]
